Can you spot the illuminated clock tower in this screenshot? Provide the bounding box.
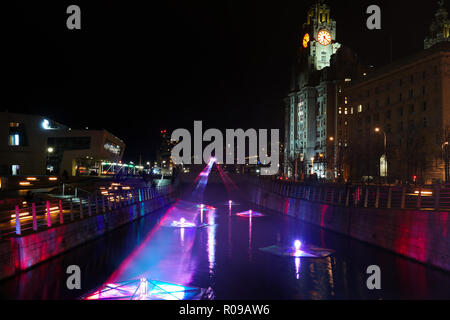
[284,0,343,179]
[301,0,341,71]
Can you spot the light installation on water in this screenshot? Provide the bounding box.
[171,217,197,228]
[216,163,238,194]
[236,210,264,218]
[293,240,303,257]
[83,278,213,300]
[192,158,215,199]
[95,160,221,300]
[195,203,216,211]
[259,239,335,258]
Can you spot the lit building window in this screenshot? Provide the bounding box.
[344,97,348,104]
[358,105,363,112]
[338,107,342,114]
[9,133,20,146]
[11,165,20,176]
[351,107,354,114]
[344,108,348,115]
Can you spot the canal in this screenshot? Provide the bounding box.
[0,184,449,299]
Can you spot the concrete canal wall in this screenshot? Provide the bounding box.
[248,185,450,272]
[0,191,178,281]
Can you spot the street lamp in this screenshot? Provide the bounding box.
[46,147,54,175]
[374,127,386,151]
[374,127,387,179]
[319,153,324,178]
[442,141,449,182]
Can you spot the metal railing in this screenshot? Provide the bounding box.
[252,178,450,212]
[0,185,171,240]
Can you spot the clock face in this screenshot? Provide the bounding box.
[302,33,310,48]
[317,30,331,46]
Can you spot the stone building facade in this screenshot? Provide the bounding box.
[284,0,363,180]
[343,2,450,184]
[345,43,450,184]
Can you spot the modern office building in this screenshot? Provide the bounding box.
[0,112,125,177]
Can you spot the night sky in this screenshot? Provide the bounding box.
[4,0,438,162]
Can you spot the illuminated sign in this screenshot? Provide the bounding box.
[104,141,121,155]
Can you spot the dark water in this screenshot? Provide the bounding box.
[0,184,449,300]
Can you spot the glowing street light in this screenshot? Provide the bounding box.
[47,147,54,153]
[374,127,387,177]
[442,141,449,182]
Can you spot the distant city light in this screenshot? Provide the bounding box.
[47,147,54,153]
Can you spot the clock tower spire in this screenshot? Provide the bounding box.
[300,0,341,71]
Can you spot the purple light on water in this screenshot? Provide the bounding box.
[294,240,302,251]
[236,210,263,218]
[170,217,196,228]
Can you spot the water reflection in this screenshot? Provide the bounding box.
[294,257,301,279]
[0,185,449,300]
[206,208,216,276]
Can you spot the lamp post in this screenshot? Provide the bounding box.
[46,147,54,175]
[374,127,387,179]
[319,153,324,178]
[442,141,449,183]
[329,136,336,179]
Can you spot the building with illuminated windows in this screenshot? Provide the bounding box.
[156,129,175,175]
[0,112,125,179]
[343,3,450,184]
[345,42,450,184]
[284,0,364,180]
